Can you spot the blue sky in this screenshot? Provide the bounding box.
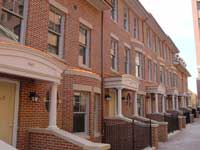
[139,0,197,94]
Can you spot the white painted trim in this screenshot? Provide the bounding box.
[124,43,131,49]
[49,0,68,13]
[79,17,93,29]
[20,0,29,44]
[73,84,92,92]
[0,78,20,148]
[29,128,110,150]
[110,33,119,41]
[65,69,101,81]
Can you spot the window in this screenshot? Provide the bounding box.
[137,95,144,116]
[197,1,200,10]
[153,63,157,82]
[94,94,100,134]
[125,48,130,74]
[146,27,150,48]
[123,6,129,31]
[160,66,165,84]
[135,52,144,78]
[0,0,25,41]
[79,25,90,67]
[111,38,118,71]
[152,34,156,52]
[73,92,89,133]
[148,60,152,81]
[48,7,65,56]
[111,0,118,21]
[133,17,139,39]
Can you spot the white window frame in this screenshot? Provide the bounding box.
[153,63,157,82]
[111,0,118,22]
[48,6,65,58]
[146,27,150,48]
[125,47,130,74]
[73,92,89,134]
[123,6,129,31]
[148,59,152,81]
[1,0,29,43]
[79,24,91,68]
[111,38,118,71]
[133,16,139,40]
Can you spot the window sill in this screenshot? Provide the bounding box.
[74,132,90,139]
[47,52,66,63]
[111,68,119,74]
[79,64,92,71]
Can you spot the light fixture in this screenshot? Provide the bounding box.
[29,92,39,102]
[105,94,112,101]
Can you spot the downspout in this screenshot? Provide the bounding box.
[100,10,105,136]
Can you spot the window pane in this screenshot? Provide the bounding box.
[73,114,85,132]
[73,95,80,112]
[48,32,59,54]
[3,0,24,16]
[0,10,21,41]
[79,45,86,65]
[79,27,87,45]
[49,10,61,33]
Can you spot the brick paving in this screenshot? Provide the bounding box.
[159,118,200,150]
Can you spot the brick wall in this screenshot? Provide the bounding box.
[62,74,101,140]
[28,131,82,150]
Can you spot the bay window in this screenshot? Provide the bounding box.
[148,59,152,81]
[125,48,130,74]
[123,6,129,31]
[136,52,144,79]
[0,0,26,42]
[73,92,89,133]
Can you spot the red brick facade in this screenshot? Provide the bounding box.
[0,0,191,150]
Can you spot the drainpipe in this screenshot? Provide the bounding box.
[100,10,104,135]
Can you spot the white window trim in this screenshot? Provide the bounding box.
[79,24,91,68]
[111,0,118,22]
[111,38,118,71]
[49,0,68,14]
[20,0,29,44]
[73,92,90,135]
[110,33,119,41]
[79,18,93,29]
[125,48,130,74]
[48,7,65,58]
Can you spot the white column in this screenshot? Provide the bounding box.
[162,95,165,113]
[172,95,175,110]
[181,96,184,108]
[155,93,158,113]
[117,88,123,117]
[149,94,152,113]
[48,83,58,129]
[134,92,138,116]
[176,96,179,110]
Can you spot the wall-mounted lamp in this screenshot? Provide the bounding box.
[29,92,39,102]
[105,94,112,101]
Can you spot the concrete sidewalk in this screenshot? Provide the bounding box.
[159,118,200,150]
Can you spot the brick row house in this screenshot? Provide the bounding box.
[0,0,191,150]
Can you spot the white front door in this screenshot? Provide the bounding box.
[0,81,16,145]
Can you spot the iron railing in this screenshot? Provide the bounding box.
[164,114,179,133]
[103,119,152,150]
